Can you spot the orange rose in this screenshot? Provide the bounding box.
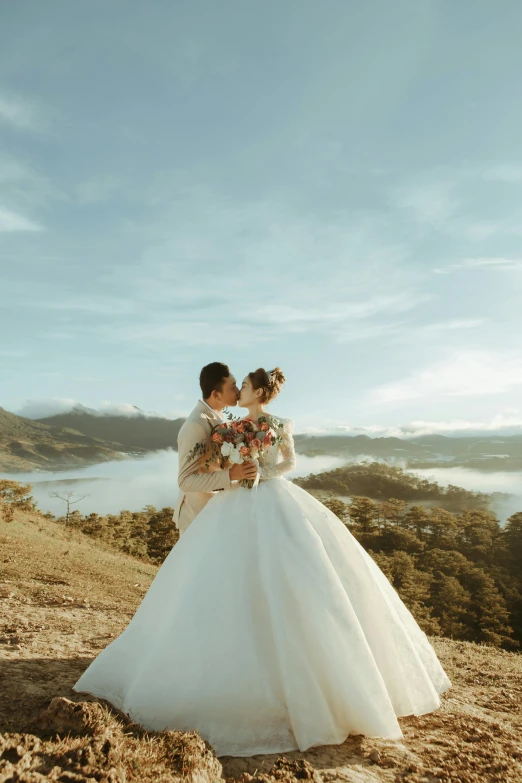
[259,421,269,431]
[263,433,272,446]
[252,438,261,450]
[212,432,224,443]
[239,445,251,456]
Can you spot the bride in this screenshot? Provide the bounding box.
[73,366,451,758]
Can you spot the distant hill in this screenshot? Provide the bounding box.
[5,400,522,474]
[294,432,522,470]
[294,433,429,459]
[0,406,139,472]
[36,404,185,451]
[293,460,490,510]
[34,406,522,468]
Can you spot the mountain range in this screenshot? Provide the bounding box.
[0,405,148,473]
[1,403,522,472]
[294,432,522,470]
[35,404,185,452]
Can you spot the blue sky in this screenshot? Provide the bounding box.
[1,0,522,436]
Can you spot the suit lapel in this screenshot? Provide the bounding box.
[195,399,223,430]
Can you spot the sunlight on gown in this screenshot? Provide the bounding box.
[73,418,452,757]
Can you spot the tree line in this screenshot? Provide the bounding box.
[294,461,490,510]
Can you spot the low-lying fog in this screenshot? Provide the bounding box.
[410,466,522,525]
[3,452,521,524]
[2,451,346,518]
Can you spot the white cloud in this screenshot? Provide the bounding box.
[0,349,29,358]
[393,180,459,226]
[419,318,485,332]
[75,289,434,350]
[461,217,522,241]
[75,175,127,205]
[296,410,522,438]
[433,257,522,274]
[369,350,522,405]
[336,317,484,346]
[0,92,49,132]
[96,401,167,418]
[15,398,80,419]
[87,190,429,347]
[34,296,135,314]
[257,292,431,326]
[0,153,30,183]
[398,412,522,437]
[391,166,522,244]
[14,399,179,420]
[478,164,522,183]
[0,207,42,232]
[0,150,66,208]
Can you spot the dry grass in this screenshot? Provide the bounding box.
[1,696,222,782]
[1,511,521,782]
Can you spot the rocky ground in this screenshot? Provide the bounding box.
[1,512,521,782]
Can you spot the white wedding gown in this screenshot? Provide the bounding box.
[73,417,451,757]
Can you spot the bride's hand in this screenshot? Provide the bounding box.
[230,460,258,482]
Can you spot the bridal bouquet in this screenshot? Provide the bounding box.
[189,415,285,488]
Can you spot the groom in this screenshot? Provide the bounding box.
[173,362,258,536]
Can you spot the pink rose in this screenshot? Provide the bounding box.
[263,433,272,447]
[212,432,224,443]
[239,445,251,457]
[259,421,269,431]
[252,438,261,450]
[236,423,246,434]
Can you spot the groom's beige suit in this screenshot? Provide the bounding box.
[173,400,233,535]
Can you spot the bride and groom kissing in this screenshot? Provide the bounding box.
[173,362,281,536]
[73,361,451,758]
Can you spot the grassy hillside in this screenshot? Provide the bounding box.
[0,406,141,472]
[1,509,521,782]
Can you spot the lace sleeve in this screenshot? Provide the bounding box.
[259,418,297,480]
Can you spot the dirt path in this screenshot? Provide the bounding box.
[1,514,522,782]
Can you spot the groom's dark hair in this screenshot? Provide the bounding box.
[200,362,230,399]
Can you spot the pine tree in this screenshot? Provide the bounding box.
[505,512,522,572]
[427,507,458,549]
[348,496,378,532]
[0,479,35,522]
[403,505,431,542]
[147,507,178,562]
[428,573,471,639]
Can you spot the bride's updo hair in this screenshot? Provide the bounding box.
[248,367,286,404]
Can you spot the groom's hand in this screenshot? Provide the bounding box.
[230,461,258,482]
